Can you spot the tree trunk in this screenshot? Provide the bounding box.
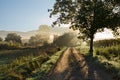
[89,36,94,56]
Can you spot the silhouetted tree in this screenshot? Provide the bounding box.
[5,33,22,44]
[50,0,120,56]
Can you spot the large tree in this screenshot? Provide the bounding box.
[50,0,120,56]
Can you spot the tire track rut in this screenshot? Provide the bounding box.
[47,47,113,80]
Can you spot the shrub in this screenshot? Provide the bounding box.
[0,42,21,50]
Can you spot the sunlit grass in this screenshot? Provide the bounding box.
[76,45,89,55]
[94,45,120,77]
[0,47,66,80]
[27,47,66,80]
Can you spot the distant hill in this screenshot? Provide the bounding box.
[0,30,37,39]
[0,25,71,40]
[0,25,117,42]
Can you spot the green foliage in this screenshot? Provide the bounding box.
[76,46,89,55]
[27,47,66,80]
[50,0,120,37]
[0,42,21,50]
[94,38,120,47]
[50,0,120,55]
[94,38,120,78]
[0,54,49,80]
[53,32,79,47]
[5,33,22,44]
[95,45,120,78]
[0,45,64,80]
[0,37,3,41]
[95,45,120,59]
[29,34,49,47]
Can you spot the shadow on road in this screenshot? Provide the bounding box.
[47,48,113,80]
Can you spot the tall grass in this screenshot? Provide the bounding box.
[0,41,21,50]
[95,45,120,59]
[27,47,66,80]
[0,54,49,79]
[0,48,43,66]
[94,45,120,78]
[0,46,66,80]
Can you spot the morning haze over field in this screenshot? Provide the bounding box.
[0,0,115,41]
[0,0,120,80]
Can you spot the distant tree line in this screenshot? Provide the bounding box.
[0,32,81,49]
[5,33,22,44]
[28,34,49,47]
[52,32,80,47]
[0,32,52,48]
[0,33,22,50]
[94,38,120,48]
[0,33,22,43]
[0,37,3,41]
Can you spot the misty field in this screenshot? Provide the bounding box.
[0,0,120,80]
[0,44,64,80]
[0,37,120,80]
[0,25,120,80]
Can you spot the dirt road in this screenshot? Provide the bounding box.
[47,47,113,80]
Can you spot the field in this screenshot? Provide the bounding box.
[0,38,120,80]
[0,42,65,80]
[75,39,120,79]
[93,39,120,79]
[0,0,120,80]
[94,45,120,78]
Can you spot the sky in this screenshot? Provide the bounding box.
[0,0,55,31]
[0,0,115,39]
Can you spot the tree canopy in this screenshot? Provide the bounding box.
[39,25,50,32]
[29,34,49,46]
[0,37,3,41]
[50,0,120,56]
[53,32,78,47]
[5,33,22,44]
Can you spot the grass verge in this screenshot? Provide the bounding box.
[26,47,67,80]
